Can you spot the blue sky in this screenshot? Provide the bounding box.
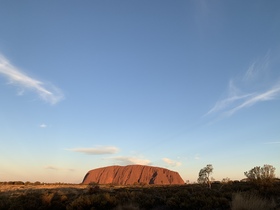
[0,0,280,183]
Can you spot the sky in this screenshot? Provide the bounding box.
[0,0,280,183]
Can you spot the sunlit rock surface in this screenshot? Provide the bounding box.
[82,165,185,185]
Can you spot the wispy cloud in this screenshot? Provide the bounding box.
[45,166,60,170]
[0,53,64,105]
[39,123,47,128]
[162,158,181,167]
[206,53,280,118]
[66,146,119,155]
[226,84,280,116]
[111,156,151,165]
[45,165,75,171]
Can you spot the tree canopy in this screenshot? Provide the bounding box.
[198,164,213,188]
[244,164,275,185]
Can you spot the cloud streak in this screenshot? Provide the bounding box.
[45,165,75,171]
[206,53,280,118]
[0,53,64,105]
[111,156,151,165]
[66,146,119,155]
[162,158,181,167]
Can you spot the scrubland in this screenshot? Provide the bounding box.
[0,181,280,210]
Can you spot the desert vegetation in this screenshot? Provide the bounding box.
[244,164,276,186]
[0,180,280,209]
[197,164,213,189]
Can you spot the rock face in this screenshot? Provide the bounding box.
[82,165,185,185]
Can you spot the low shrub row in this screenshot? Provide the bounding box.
[0,182,279,210]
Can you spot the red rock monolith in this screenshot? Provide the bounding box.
[82,165,185,185]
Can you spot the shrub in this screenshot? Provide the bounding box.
[113,203,140,210]
[67,193,117,210]
[244,164,276,186]
[34,181,41,185]
[231,192,276,210]
[88,185,100,194]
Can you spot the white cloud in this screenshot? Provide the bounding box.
[206,91,253,116]
[226,84,280,116]
[39,124,47,128]
[243,52,270,82]
[0,53,64,105]
[162,158,182,167]
[206,53,280,118]
[66,146,119,155]
[111,156,151,165]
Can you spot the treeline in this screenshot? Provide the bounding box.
[0,181,73,186]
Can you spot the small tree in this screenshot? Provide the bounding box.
[198,164,213,188]
[244,164,276,185]
[221,177,231,184]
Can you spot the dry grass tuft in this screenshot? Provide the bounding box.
[231,192,276,210]
[41,192,55,205]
